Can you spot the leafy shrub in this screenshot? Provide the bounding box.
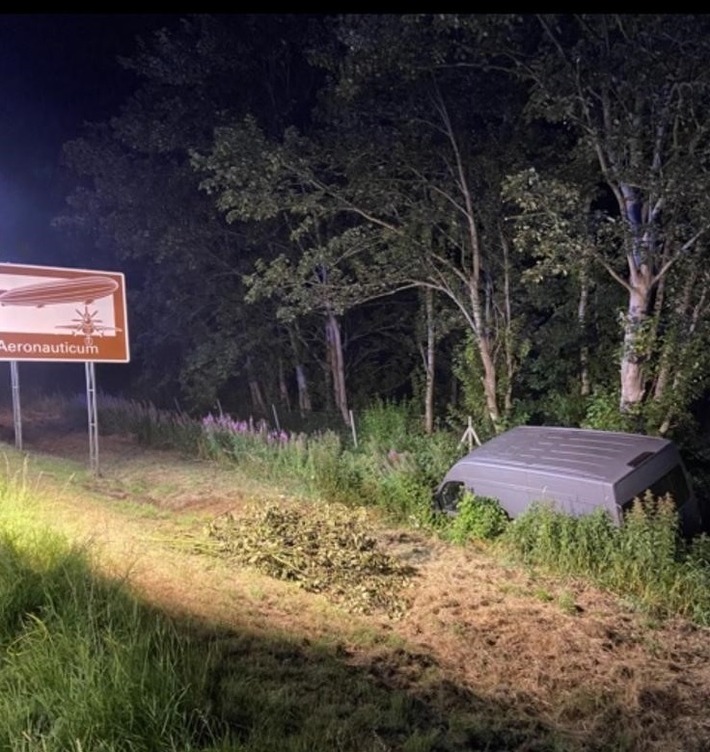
[616,491,681,588]
[502,502,618,577]
[306,431,358,503]
[376,468,437,526]
[581,387,634,432]
[357,398,420,452]
[445,492,509,544]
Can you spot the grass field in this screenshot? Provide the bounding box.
[1,400,710,751]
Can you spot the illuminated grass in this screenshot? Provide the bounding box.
[0,452,571,752]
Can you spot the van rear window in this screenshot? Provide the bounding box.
[647,464,690,507]
[621,464,690,512]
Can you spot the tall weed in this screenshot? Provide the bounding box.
[502,494,710,623]
[94,395,202,453]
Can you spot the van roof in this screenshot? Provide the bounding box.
[456,426,673,483]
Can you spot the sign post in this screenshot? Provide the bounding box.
[10,361,22,450]
[86,361,99,475]
[0,263,130,474]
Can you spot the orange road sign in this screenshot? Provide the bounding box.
[0,263,130,362]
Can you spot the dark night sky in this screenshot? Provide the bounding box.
[0,13,179,266]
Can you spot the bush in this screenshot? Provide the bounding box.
[444,492,509,544]
[502,502,618,577]
[357,398,420,453]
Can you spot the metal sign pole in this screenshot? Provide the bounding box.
[85,361,99,475]
[10,360,22,450]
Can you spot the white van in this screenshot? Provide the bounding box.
[434,426,705,537]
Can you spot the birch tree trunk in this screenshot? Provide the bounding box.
[619,273,653,412]
[617,182,655,414]
[287,324,312,414]
[325,310,350,425]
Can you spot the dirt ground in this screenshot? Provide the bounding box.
[6,408,710,751]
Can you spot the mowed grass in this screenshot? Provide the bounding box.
[3,390,710,751]
[0,450,576,752]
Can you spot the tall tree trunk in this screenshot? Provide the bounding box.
[245,356,267,416]
[421,288,435,435]
[325,310,350,425]
[620,275,653,413]
[617,182,656,414]
[578,252,591,397]
[278,357,291,412]
[477,334,501,428]
[438,93,502,431]
[287,324,312,414]
[501,231,515,414]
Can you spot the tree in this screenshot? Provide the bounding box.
[502,166,622,414]
[196,14,540,434]
[512,14,710,420]
[56,15,326,412]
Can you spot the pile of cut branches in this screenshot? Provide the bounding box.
[206,503,416,618]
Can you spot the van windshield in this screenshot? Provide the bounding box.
[435,481,465,513]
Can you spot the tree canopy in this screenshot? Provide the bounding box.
[54,13,710,442]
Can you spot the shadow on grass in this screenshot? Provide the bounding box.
[168,610,633,752]
[0,530,626,752]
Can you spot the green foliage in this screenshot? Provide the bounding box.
[502,168,595,284]
[51,11,710,448]
[308,432,365,505]
[450,337,497,439]
[581,388,635,432]
[0,531,218,750]
[444,492,509,544]
[502,502,618,578]
[502,494,710,624]
[532,391,590,428]
[357,398,418,452]
[375,467,438,526]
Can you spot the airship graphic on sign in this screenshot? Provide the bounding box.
[0,276,119,307]
[0,263,130,363]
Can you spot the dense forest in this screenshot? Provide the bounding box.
[52,14,710,451]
